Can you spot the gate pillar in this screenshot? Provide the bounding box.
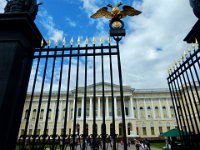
[0,13,44,150]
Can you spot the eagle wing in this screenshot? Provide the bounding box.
[90,7,113,19]
[121,5,141,18]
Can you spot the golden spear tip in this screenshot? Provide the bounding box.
[70,37,74,45]
[181,55,184,62]
[78,37,81,45]
[85,37,88,45]
[41,39,44,47]
[188,48,191,54]
[195,38,198,44]
[55,39,58,46]
[92,37,96,44]
[184,50,187,57]
[62,37,66,46]
[48,39,51,47]
[108,36,111,43]
[100,37,103,44]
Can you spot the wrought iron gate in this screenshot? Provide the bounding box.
[18,37,127,150]
[167,44,200,149]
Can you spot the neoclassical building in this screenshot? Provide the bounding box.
[19,83,176,139]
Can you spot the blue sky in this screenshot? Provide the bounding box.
[0,0,198,89]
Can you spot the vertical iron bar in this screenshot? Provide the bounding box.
[178,67,197,147]
[170,74,187,144]
[82,44,88,150]
[167,78,185,145]
[108,42,116,150]
[101,43,106,150]
[116,41,127,150]
[62,46,73,150]
[31,50,50,150]
[92,43,97,150]
[174,69,193,146]
[22,50,42,150]
[52,47,65,149]
[72,47,80,150]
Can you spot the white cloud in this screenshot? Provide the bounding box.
[65,17,77,27]
[119,0,197,88]
[0,0,6,12]
[38,9,64,42]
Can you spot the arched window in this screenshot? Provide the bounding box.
[162,106,168,118]
[48,109,52,120]
[24,109,29,119]
[78,108,81,117]
[127,123,132,135]
[125,107,129,116]
[40,109,44,120]
[32,109,36,120]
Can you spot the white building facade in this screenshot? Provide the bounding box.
[19,83,176,139]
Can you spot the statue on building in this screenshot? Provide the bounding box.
[189,0,200,18]
[4,0,42,20]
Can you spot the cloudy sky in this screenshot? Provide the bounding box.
[0,0,198,90]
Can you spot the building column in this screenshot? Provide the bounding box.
[98,97,101,118]
[106,97,109,118]
[72,98,75,120]
[151,99,156,119]
[67,101,71,121]
[58,101,63,121]
[159,99,164,119]
[43,103,47,122]
[166,99,171,118]
[130,97,134,118]
[136,100,140,119]
[114,97,118,118]
[89,97,93,118]
[81,97,84,119]
[144,99,148,119]
[52,102,56,122]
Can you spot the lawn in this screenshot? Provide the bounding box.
[151,142,166,149]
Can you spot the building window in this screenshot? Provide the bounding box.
[170,106,175,117]
[21,129,25,135]
[147,106,152,118]
[29,129,32,135]
[62,108,66,120]
[24,109,29,119]
[159,127,163,133]
[142,127,147,135]
[167,126,170,131]
[78,108,81,117]
[162,106,168,118]
[136,127,139,135]
[151,127,155,135]
[36,129,40,135]
[40,109,44,120]
[86,108,89,117]
[32,109,36,120]
[125,107,129,116]
[48,109,52,120]
[71,109,73,119]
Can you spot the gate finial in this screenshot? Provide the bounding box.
[48,39,51,47]
[70,38,74,46]
[62,37,66,47]
[85,37,89,45]
[41,39,44,47]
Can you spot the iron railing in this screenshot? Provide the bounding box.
[167,45,200,149]
[18,37,127,150]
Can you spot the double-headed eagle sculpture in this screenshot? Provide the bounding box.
[90,2,141,20]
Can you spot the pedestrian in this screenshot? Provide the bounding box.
[144,138,151,150]
[135,140,141,150]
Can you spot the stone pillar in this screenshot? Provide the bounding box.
[166,99,171,118]
[89,97,93,118]
[81,97,84,119]
[98,97,101,118]
[106,97,109,118]
[114,97,118,117]
[0,14,44,150]
[130,97,134,118]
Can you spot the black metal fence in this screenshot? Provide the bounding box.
[167,44,200,149]
[18,37,127,150]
